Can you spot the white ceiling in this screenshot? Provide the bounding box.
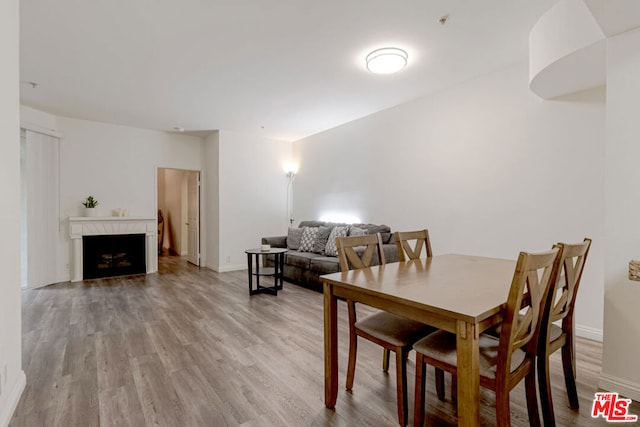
[20,0,558,141]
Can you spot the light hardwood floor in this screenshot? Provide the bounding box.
[10,255,638,426]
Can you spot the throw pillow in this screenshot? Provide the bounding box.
[299,227,320,252]
[313,226,333,254]
[348,226,367,237]
[325,226,349,257]
[287,227,303,250]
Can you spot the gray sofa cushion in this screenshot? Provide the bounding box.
[348,226,367,236]
[262,235,286,248]
[309,256,340,275]
[287,227,303,250]
[325,226,349,256]
[299,220,325,228]
[285,251,322,269]
[352,223,392,243]
[299,226,319,252]
[313,226,333,254]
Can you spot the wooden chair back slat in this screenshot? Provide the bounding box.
[336,233,385,272]
[551,239,592,326]
[394,230,433,262]
[497,248,562,379]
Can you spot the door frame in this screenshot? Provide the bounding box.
[156,166,201,265]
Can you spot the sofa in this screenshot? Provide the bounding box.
[262,220,399,292]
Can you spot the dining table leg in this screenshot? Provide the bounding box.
[456,320,480,427]
[324,282,338,409]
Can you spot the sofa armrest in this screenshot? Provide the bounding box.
[262,235,287,248]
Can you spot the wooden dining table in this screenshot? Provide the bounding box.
[321,254,517,427]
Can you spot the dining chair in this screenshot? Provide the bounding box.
[394,230,433,262]
[538,238,591,427]
[412,248,562,427]
[336,233,435,426]
[394,229,450,399]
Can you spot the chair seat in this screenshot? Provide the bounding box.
[356,311,434,347]
[413,330,526,379]
[488,316,563,343]
[549,323,562,342]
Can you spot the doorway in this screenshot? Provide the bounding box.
[157,168,200,266]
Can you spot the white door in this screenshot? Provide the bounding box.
[21,129,60,288]
[186,171,200,266]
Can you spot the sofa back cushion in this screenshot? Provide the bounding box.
[287,227,304,250]
[313,226,333,254]
[299,227,320,252]
[348,226,368,236]
[352,223,392,243]
[325,226,349,256]
[299,220,326,228]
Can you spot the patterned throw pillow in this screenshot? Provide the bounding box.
[313,226,333,254]
[299,227,320,252]
[287,227,303,250]
[325,226,349,257]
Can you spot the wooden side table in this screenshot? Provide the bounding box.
[245,248,287,295]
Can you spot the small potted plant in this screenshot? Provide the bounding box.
[82,196,99,217]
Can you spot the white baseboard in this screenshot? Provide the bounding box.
[214,264,246,273]
[576,324,603,342]
[598,373,640,402]
[0,370,26,427]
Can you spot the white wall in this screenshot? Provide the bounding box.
[293,62,606,338]
[600,27,640,401]
[203,131,220,270]
[216,130,292,271]
[0,1,26,425]
[20,107,293,277]
[20,106,205,282]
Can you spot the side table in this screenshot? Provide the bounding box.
[245,248,287,295]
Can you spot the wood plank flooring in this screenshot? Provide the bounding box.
[10,255,638,426]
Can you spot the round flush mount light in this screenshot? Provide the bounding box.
[366,47,408,74]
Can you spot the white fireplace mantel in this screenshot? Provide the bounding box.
[69,216,157,282]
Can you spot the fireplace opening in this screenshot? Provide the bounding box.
[83,234,146,280]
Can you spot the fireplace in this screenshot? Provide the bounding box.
[83,234,146,279]
[69,216,157,282]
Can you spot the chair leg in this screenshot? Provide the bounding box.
[495,387,512,427]
[346,331,357,391]
[395,349,408,426]
[562,341,579,409]
[526,368,541,427]
[537,352,555,427]
[451,375,457,408]
[435,368,445,401]
[414,353,426,427]
[383,348,390,372]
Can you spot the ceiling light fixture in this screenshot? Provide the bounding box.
[366,47,408,74]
